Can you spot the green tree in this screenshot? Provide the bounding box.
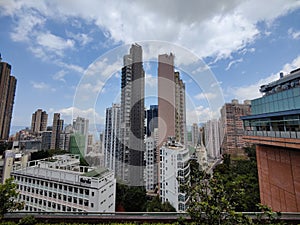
[0,178,24,219]
[147,196,176,212]
[186,172,252,225]
[115,183,147,212]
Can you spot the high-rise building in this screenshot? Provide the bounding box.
[104,104,120,173]
[0,55,17,140]
[158,54,186,146]
[160,137,190,212]
[242,68,300,212]
[220,99,251,156]
[204,119,221,159]
[73,116,89,136]
[146,105,158,137]
[50,113,64,150]
[72,116,89,157]
[144,128,159,192]
[31,109,48,134]
[120,44,145,186]
[191,123,199,147]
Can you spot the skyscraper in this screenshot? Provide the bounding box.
[220,99,251,155]
[120,44,145,185]
[50,113,64,150]
[158,54,186,146]
[104,103,120,172]
[191,123,199,147]
[31,109,48,134]
[146,105,158,137]
[0,55,17,140]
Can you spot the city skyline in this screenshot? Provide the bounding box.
[0,1,300,130]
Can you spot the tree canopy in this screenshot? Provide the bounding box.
[0,178,24,219]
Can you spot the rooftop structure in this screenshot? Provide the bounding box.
[11,154,116,212]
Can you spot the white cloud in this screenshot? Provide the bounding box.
[282,55,300,73]
[56,106,103,125]
[145,73,157,88]
[194,92,218,101]
[186,105,219,125]
[66,32,93,46]
[225,58,243,71]
[36,32,74,55]
[228,55,300,101]
[10,11,45,42]
[2,0,300,62]
[31,81,56,92]
[288,28,300,40]
[52,70,67,82]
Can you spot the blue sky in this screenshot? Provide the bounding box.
[0,0,300,132]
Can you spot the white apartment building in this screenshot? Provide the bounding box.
[11,154,116,212]
[204,119,221,159]
[144,136,158,192]
[160,137,190,212]
[104,104,121,173]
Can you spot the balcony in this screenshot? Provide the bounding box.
[243,130,300,149]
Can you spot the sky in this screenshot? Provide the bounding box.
[0,0,300,133]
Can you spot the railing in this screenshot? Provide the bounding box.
[245,130,300,139]
[3,212,300,223]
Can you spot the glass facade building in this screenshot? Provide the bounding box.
[243,68,300,136]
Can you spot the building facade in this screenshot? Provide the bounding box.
[242,68,300,212]
[120,44,145,186]
[157,54,186,147]
[146,105,158,137]
[104,104,121,173]
[12,154,116,212]
[50,113,64,150]
[0,56,17,140]
[220,99,251,155]
[159,137,190,212]
[191,123,199,147]
[31,109,48,134]
[144,134,158,192]
[204,119,221,159]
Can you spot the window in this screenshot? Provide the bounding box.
[91,203,94,208]
[91,192,94,196]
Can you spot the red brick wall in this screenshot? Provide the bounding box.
[256,145,300,211]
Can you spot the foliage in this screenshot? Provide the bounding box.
[255,204,284,225]
[213,147,260,212]
[0,178,24,219]
[0,142,13,157]
[18,215,37,225]
[116,183,147,212]
[186,171,252,224]
[147,196,176,212]
[30,149,66,161]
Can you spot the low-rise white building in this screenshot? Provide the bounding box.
[11,154,116,212]
[160,137,190,212]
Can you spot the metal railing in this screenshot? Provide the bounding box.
[245,130,300,139]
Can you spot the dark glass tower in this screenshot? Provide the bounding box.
[120,44,145,186]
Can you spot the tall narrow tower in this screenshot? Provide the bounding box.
[158,53,186,146]
[120,44,145,186]
[50,113,64,150]
[0,55,17,140]
[104,103,121,172]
